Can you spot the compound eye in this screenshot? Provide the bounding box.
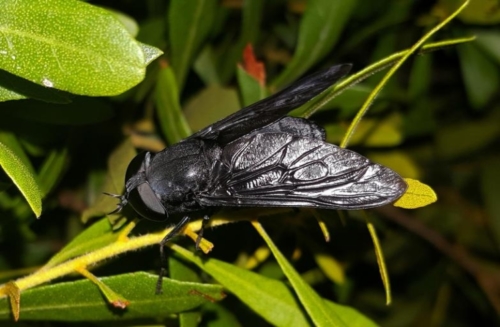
[137,183,166,215]
[128,182,167,221]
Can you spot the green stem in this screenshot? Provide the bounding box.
[340,0,470,148]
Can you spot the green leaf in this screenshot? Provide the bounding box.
[44,217,116,268]
[155,65,192,144]
[194,45,222,85]
[0,132,35,176]
[474,30,500,64]
[170,256,201,283]
[81,139,136,223]
[0,272,224,321]
[171,245,310,327]
[37,147,68,197]
[0,86,26,102]
[272,0,357,88]
[216,0,264,83]
[170,257,203,327]
[0,70,71,104]
[323,301,378,327]
[183,85,240,132]
[300,84,373,118]
[0,141,42,217]
[107,8,139,37]
[180,312,201,327]
[202,302,243,327]
[325,115,403,147]
[253,222,348,327]
[435,115,500,159]
[0,0,162,96]
[458,43,500,110]
[169,0,218,91]
[481,160,500,251]
[368,151,421,180]
[236,66,267,107]
[408,54,432,100]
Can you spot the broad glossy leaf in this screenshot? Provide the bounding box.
[458,43,500,110]
[169,0,218,91]
[0,272,224,321]
[107,8,139,37]
[0,70,71,103]
[272,0,357,88]
[155,65,192,144]
[0,0,162,96]
[0,141,41,217]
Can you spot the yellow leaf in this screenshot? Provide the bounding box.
[326,113,403,147]
[314,252,345,284]
[394,178,437,209]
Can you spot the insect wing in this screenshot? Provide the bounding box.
[199,133,407,209]
[189,64,352,145]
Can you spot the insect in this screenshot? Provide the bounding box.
[110,64,407,292]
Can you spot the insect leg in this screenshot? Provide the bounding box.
[195,215,211,251]
[155,215,191,294]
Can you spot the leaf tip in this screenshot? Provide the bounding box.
[393,178,437,209]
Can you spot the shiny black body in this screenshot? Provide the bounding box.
[111,64,407,292]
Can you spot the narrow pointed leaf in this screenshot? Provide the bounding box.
[253,222,347,327]
[37,147,68,197]
[169,0,218,91]
[171,245,311,327]
[458,43,500,110]
[272,0,357,88]
[155,65,192,143]
[0,141,42,217]
[44,218,116,268]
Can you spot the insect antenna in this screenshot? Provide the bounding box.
[103,192,128,215]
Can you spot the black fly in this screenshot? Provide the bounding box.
[109,64,408,292]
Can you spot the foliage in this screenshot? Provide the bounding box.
[0,0,499,325]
